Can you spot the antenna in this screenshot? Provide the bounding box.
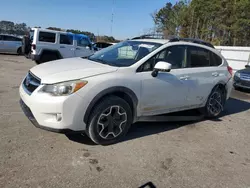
[111,0,115,36]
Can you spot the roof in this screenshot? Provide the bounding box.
[31,28,89,40]
[129,38,169,44]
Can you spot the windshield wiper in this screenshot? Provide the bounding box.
[89,58,114,66]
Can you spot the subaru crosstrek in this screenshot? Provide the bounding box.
[19,37,233,145]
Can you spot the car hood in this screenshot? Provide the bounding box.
[30,57,118,84]
[238,67,250,74]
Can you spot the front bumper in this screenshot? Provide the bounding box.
[233,78,250,89]
[19,83,89,133]
[19,99,76,134]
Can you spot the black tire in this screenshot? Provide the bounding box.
[39,53,58,63]
[202,86,226,118]
[86,95,132,145]
[17,47,22,55]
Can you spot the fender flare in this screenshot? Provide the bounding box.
[40,49,63,59]
[83,86,138,124]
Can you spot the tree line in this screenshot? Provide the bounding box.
[152,0,250,46]
[0,20,119,43]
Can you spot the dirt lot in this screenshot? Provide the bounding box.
[0,54,250,188]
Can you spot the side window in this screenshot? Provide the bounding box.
[187,46,210,67]
[138,45,186,72]
[59,34,73,45]
[77,38,90,47]
[210,52,222,66]
[38,32,56,43]
[3,36,18,41]
[0,35,3,40]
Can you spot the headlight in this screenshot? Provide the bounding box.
[235,72,240,78]
[40,80,88,96]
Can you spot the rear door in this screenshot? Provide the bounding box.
[58,34,75,58]
[74,37,94,57]
[184,45,225,106]
[2,35,21,53]
[0,35,3,52]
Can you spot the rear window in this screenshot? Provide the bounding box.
[38,32,56,43]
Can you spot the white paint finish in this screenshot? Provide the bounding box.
[19,40,233,132]
[215,46,250,71]
[30,58,118,84]
[138,70,189,115]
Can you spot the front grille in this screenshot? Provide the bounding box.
[240,73,250,81]
[22,71,41,94]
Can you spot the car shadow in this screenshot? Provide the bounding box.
[66,97,250,145]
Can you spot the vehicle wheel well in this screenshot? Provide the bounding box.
[41,50,60,58]
[212,83,227,102]
[84,90,137,125]
[17,47,22,55]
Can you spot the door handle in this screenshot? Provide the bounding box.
[75,47,81,50]
[180,76,190,80]
[60,46,65,48]
[212,72,219,77]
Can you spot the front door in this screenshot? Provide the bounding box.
[137,45,192,116]
[74,37,94,58]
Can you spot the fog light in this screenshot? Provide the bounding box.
[56,113,62,121]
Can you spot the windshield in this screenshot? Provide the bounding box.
[87,40,162,67]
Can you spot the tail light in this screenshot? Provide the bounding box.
[227,66,233,76]
[31,44,36,50]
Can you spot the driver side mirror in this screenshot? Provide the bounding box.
[151,61,172,77]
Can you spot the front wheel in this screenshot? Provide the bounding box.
[203,87,226,118]
[86,96,132,145]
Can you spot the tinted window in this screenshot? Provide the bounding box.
[210,52,222,66]
[59,34,73,45]
[188,46,210,67]
[38,32,56,43]
[138,45,186,72]
[0,35,3,40]
[77,38,90,47]
[3,36,21,41]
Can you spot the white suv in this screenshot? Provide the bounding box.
[19,37,233,145]
[23,28,94,64]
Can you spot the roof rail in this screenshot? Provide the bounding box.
[169,37,215,48]
[131,34,165,40]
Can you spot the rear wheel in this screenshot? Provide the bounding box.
[17,47,22,55]
[86,96,132,145]
[39,53,58,64]
[203,86,226,118]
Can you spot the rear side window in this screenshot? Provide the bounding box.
[187,46,210,67]
[210,52,222,66]
[3,36,22,41]
[59,34,73,45]
[38,32,56,43]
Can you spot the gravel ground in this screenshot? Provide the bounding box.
[0,54,250,188]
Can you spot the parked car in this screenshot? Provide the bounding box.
[93,42,117,51]
[0,34,22,54]
[22,28,94,64]
[19,36,233,145]
[233,64,250,90]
